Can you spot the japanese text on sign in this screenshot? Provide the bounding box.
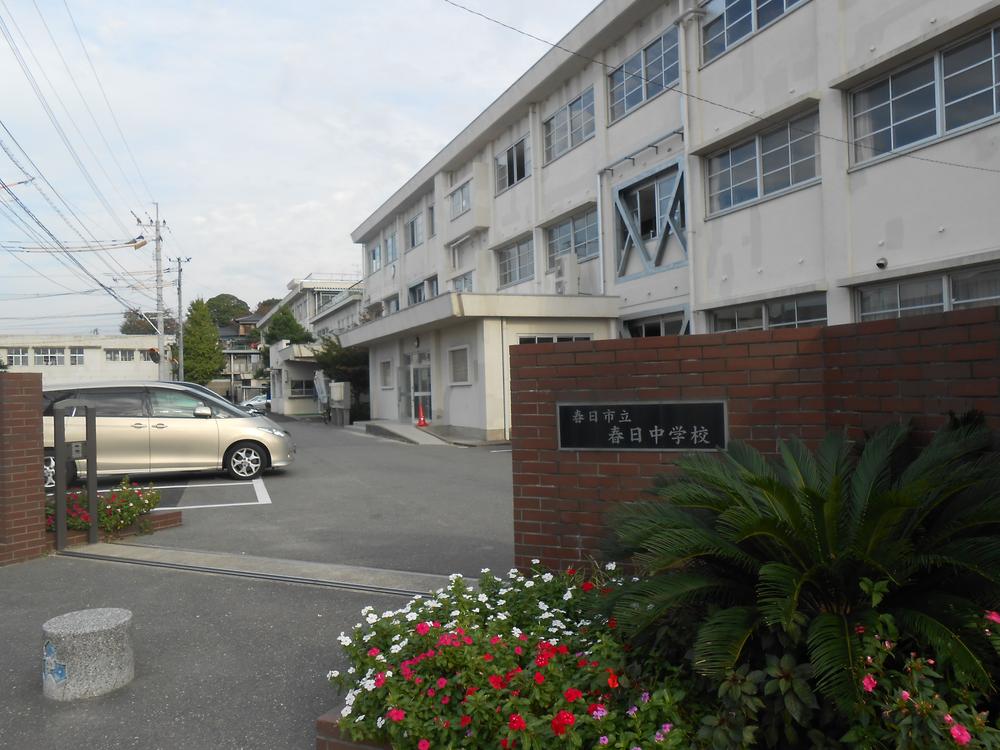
[557,402,726,451]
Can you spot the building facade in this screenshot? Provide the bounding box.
[342,0,1000,441]
[0,335,166,386]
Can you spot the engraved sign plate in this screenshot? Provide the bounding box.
[557,402,727,451]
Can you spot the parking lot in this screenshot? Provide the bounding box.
[69,418,517,578]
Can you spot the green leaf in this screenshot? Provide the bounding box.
[806,612,859,712]
[692,606,758,676]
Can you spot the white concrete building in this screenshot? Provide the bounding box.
[343,0,1000,441]
[0,334,167,386]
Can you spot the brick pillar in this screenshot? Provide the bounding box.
[0,372,47,565]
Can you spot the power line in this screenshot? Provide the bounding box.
[62,0,155,203]
[440,0,1000,176]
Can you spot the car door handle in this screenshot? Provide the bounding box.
[153,423,167,429]
[132,423,146,429]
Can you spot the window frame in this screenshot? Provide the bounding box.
[385,231,398,264]
[427,204,435,237]
[453,272,474,292]
[34,347,65,366]
[379,360,394,390]
[6,347,28,366]
[543,88,595,163]
[408,282,426,306]
[547,208,599,270]
[406,213,424,250]
[495,136,531,194]
[517,334,592,344]
[850,24,1000,167]
[368,241,382,273]
[448,346,472,386]
[712,292,828,332]
[450,181,472,219]
[289,380,315,398]
[701,0,808,65]
[608,27,680,123]
[384,295,400,314]
[706,109,821,216]
[69,347,85,365]
[104,349,135,362]
[496,237,535,288]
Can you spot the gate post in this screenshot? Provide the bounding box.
[0,372,47,566]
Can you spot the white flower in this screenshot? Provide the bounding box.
[524,580,534,588]
[605,562,617,571]
[477,593,489,603]
[508,568,519,578]
[376,717,385,729]
[552,619,566,629]
[405,612,418,621]
[450,610,460,617]
[341,704,353,717]
[495,612,508,621]
[355,715,366,723]
[337,633,352,646]
[448,573,463,581]
[347,667,356,674]
[541,573,553,582]
[531,558,540,564]
[327,670,340,679]
[563,590,573,601]
[365,613,378,624]
[538,602,549,611]
[361,606,374,615]
[481,567,491,573]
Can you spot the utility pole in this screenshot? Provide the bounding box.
[136,204,167,380]
[170,256,192,380]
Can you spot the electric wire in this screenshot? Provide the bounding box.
[440,0,1000,176]
[62,0,156,204]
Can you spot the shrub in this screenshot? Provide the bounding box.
[330,565,693,749]
[45,477,160,535]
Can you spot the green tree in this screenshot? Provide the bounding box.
[263,306,314,345]
[182,299,225,385]
[255,297,281,316]
[610,415,1000,715]
[119,309,178,335]
[205,293,250,328]
[314,335,368,407]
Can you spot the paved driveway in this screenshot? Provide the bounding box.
[126,421,515,578]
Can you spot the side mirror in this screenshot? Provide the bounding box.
[193,405,213,418]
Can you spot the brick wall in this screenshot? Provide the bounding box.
[0,372,47,565]
[509,307,1000,569]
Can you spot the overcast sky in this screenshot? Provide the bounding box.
[0,0,597,334]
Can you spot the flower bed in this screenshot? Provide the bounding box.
[328,564,689,749]
[44,478,174,544]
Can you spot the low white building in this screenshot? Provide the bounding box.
[0,334,168,386]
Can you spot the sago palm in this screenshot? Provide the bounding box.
[610,414,1000,712]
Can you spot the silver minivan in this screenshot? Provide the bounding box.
[42,381,295,488]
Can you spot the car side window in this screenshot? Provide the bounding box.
[42,390,76,416]
[77,389,147,418]
[149,389,207,419]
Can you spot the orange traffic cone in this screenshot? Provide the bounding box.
[416,400,428,428]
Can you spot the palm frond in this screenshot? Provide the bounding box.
[846,422,910,547]
[893,607,994,692]
[631,526,760,575]
[806,612,861,712]
[612,572,748,635]
[692,606,759,676]
[756,562,816,633]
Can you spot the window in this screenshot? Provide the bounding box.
[380,360,393,389]
[518,335,592,344]
[544,88,595,162]
[369,242,382,273]
[708,110,819,213]
[78,388,146,417]
[289,380,315,397]
[150,389,207,418]
[852,26,1000,164]
[547,208,598,269]
[713,292,827,331]
[497,238,534,287]
[426,276,439,298]
[34,347,65,366]
[859,277,944,320]
[609,27,679,122]
[6,347,28,366]
[406,214,424,249]
[385,232,398,263]
[449,347,470,385]
[105,349,135,362]
[427,205,435,237]
[952,265,1000,309]
[139,349,153,362]
[69,347,85,366]
[408,283,425,305]
[626,313,688,337]
[495,137,531,193]
[453,272,474,292]
[384,295,399,314]
[620,170,682,243]
[702,0,805,63]
[450,182,471,218]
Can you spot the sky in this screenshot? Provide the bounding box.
[0,0,598,334]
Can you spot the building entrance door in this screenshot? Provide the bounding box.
[410,351,432,423]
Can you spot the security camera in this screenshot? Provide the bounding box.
[875,257,888,270]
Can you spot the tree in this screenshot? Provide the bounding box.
[255,298,281,316]
[205,294,250,328]
[182,299,225,385]
[119,310,178,335]
[610,415,1000,716]
[263,306,314,345]
[314,335,369,407]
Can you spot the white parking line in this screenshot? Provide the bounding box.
[252,477,271,504]
[152,501,264,511]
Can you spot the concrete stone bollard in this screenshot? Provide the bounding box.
[42,608,134,701]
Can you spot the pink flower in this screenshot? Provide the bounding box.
[986,611,1000,625]
[899,690,911,701]
[415,622,430,635]
[387,708,405,722]
[418,740,430,750]
[367,647,380,657]
[950,723,972,745]
[944,714,955,725]
[862,674,877,693]
[436,677,447,689]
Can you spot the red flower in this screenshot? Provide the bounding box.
[607,671,619,689]
[551,710,575,735]
[488,674,506,690]
[416,622,431,635]
[437,677,448,689]
[534,672,545,684]
[607,618,617,629]
[387,708,406,722]
[564,688,583,702]
[582,581,594,592]
[508,714,527,731]
[566,568,576,575]
[483,653,494,662]
[418,740,430,750]
[460,715,472,727]
[367,647,381,657]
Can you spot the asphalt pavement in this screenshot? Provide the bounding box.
[0,419,515,749]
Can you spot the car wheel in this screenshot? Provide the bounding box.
[224,441,267,481]
[43,450,77,489]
